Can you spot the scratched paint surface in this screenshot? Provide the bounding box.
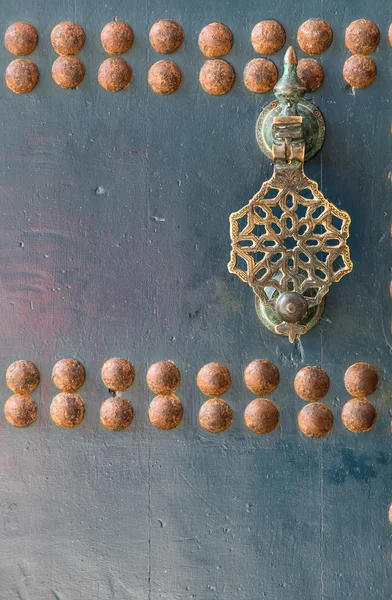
[0,0,390,598]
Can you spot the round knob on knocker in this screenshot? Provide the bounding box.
[276,292,308,323]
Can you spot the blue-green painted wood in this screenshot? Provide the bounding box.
[0,0,390,598]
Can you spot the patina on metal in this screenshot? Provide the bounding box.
[229,46,353,342]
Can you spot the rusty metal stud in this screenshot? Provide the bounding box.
[345,19,380,55]
[98,57,132,91]
[294,366,329,402]
[100,396,134,431]
[243,359,279,395]
[298,402,334,438]
[389,24,392,47]
[297,18,332,55]
[52,56,85,88]
[198,22,233,58]
[297,58,324,91]
[199,59,235,95]
[199,398,233,433]
[100,21,134,55]
[50,21,85,55]
[341,398,377,433]
[148,394,183,430]
[149,19,184,54]
[389,503,392,524]
[6,360,40,394]
[101,358,135,392]
[244,398,280,434]
[196,362,231,396]
[5,22,38,56]
[52,358,85,392]
[148,60,182,95]
[343,55,377,89]
[4,394,37,428]
[50,392,85,428]
[243,58,278,93]
[251,20,285,55]
[5,59,39,94]
[146,360,180,394]
[344,362,379,397]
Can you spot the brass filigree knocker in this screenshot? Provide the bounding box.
[228,47,353,342]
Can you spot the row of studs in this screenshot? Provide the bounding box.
[3,359,381,435]
[2,392,381,437]
[3,52,379,95]
[3,19,390,57]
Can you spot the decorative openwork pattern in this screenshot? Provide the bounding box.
[228,167,353,308]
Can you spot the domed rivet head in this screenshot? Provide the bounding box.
[50,22,85,55]
[198,22,233,58]
[294,366,330,402]
[343,55,377,88]
[199,398,233,433]
[4,394,37,428]
[52,56,85,88]
[344,362,379,397]
[199,59,235,95]
[389,24,392,47]
[297,18,332,55]
[101,358,135,392]
[341,398,377,433]
[146,360,180,395]
[98,57,132,91]
[148,60,182,95]
[52,358,85,392]
[251,20,285,55]
[243,359,279,395]
[297,58,324,91]
[101,21,134,55]
[243,58,278,93]
[149,19,184,54]
[244,398,280,434]
[345,19,380,55]
[5,59,39,93]
[196,362,231,396]
[389,503,392,524]
[50,392,85,428]
[5,22,38,56]
[6,360,40,394]
[148,394,183,430]
[298,402,334,438]
[276,292,308,324]
[100,397,134,431]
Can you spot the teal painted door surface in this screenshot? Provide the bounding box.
[0,1,390,598]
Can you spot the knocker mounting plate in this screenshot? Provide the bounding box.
[228,46,353,343]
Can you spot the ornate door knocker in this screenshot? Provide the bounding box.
[228,46,353,342]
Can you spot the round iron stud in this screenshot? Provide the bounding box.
[297,58,324,91]
[251,20,285,55]
[98,57,132,91]
[198,22,232,57]
[146,360,180,394]
[298,402,334,438]
[196,362,231,396]
[244,398,280,434]
[4,394,37,428]
[243,359,279,395]
[52,358,85,392]
[52,56,85,88]
[199,398,233,433]
[101,358,135,392]
[149,19,184,54]
[5,59,39,93]
[50,392,85,428]
[199,59,235,95]
[345,19,380,55]
[343,55,377,88]
[297,18,332,55]
[148,394,183,430]
[6,360,40,394]
[243,58,278,93]
[101,21,134,55]
[5,22,38,56]
[341,398,377,433]
[148,60,182,95]
[294,366,330,402]
[344,362,379,397]
[100,397,134,431]
[50,21,85,55]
